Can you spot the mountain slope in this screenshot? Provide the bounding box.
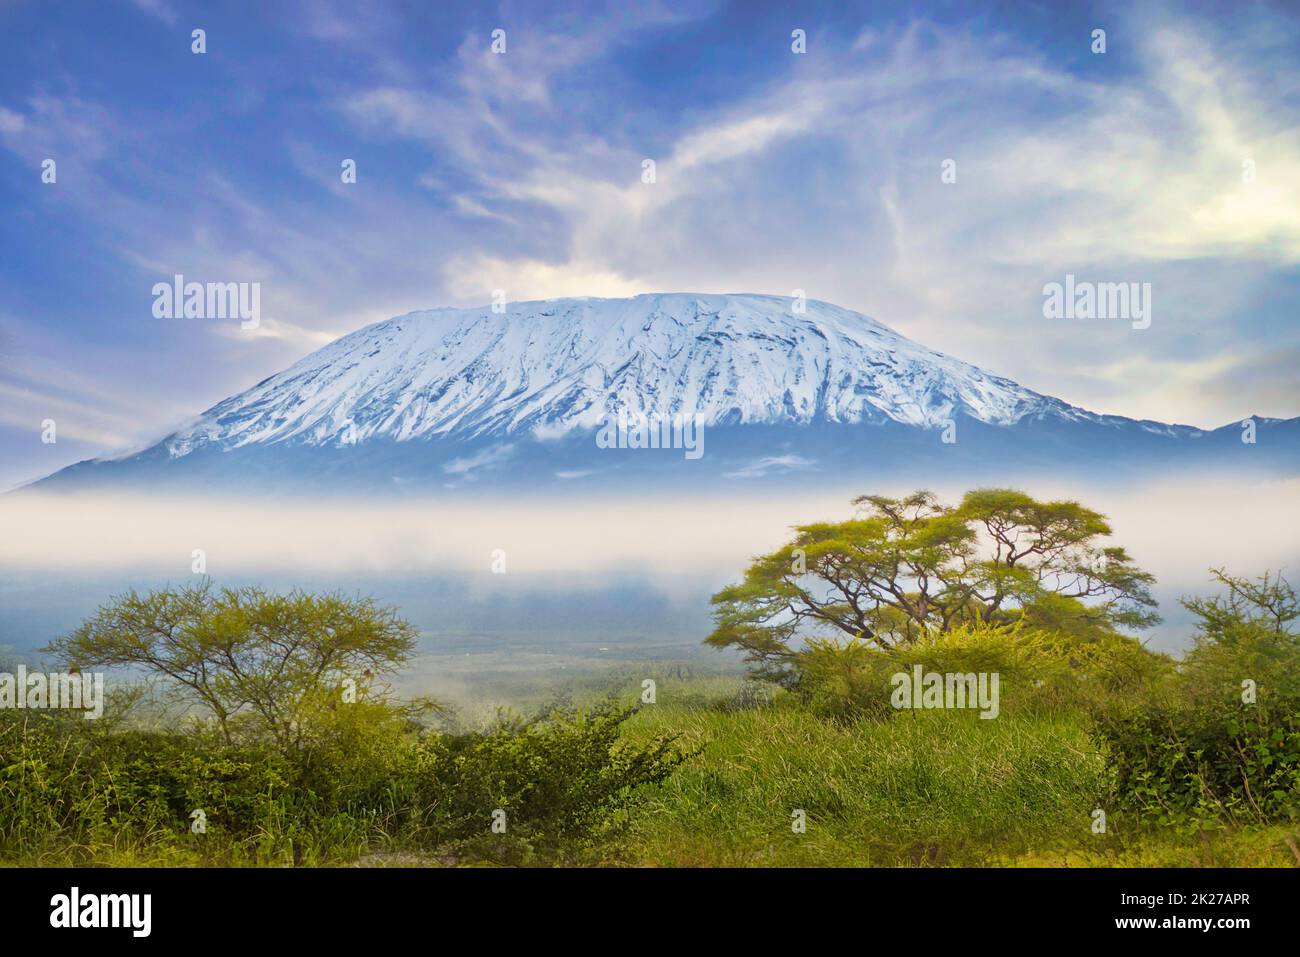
[162,293,1176,453]
[29,293,1298,493]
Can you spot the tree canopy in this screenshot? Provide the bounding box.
[44,581,418,746]
[705,488,1159,681]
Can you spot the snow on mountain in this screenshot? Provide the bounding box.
[162,292,1113,458]
[28,291,1300,496]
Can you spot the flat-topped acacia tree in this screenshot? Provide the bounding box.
[706,488,1160,683]
[44,582,418,746]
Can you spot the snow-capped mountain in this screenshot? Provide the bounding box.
[29,293,1299,493]
[164,293,1154,453]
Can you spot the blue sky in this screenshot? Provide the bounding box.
[1,0,1298,488]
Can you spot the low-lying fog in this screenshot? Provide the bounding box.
[3,476,1297,657]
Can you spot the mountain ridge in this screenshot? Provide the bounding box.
[24,292,1299,493]
[158,292,1199,455]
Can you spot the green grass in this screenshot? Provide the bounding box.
[611,695,1101,865]
[3,669,1294,867]
[600,679,1298,867]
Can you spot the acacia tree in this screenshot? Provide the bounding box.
[705,488,1159,682]
[44,582,418,746]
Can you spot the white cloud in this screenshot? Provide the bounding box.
[444,254,646,303]
[211,318,340,348]
[443,443,516,476]
[724,455,816,479]
[399,14,1299,427]
[127,0,178,25]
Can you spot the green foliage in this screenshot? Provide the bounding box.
[615,703,1111,866]
[0,710,294,864]
[9,566,1296,868]
[0,695,687,866]
[795,637,889,720]
[795,621,1171,721]
[1180,568,1300,703]
[44,581,419,747]
[707,488,1159,680]
[2,585,690,866]
[1093,569,1300,827]
[413,704,690,864]
[1095,695,1299,827]
[616,686,1298,867]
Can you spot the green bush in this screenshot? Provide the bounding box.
[412,704,689,864]
[1093,569,1300,827]
[0,698,688,866]
[1094,694,1299,826]
[0,711,293,863]
[794,622,1169,721]
[1179,570,1300,705]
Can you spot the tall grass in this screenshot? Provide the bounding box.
[613,697,1107,865]
[603,680,1299,866]
[3,673,1294,867]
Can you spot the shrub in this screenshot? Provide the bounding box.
[793,621,1168,721]
[1093,569,1300,826]
[0,696,689,866]
[412,703,689,864]
[1179,569,1300,705]
[0,710,293,863]
[1094,694,1299,826]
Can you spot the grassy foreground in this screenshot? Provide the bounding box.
[605,678,1298,867]
[2,670,1296,867]
[5,565,1296,867]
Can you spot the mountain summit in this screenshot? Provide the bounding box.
[164,292,1145,453]
[30,293,1297,492]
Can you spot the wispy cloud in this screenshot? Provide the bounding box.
[443,443,516,476]
[724,455,816,479]
[0,1,1296,487]
[367,12,1300,427]
[126,0,178,26]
